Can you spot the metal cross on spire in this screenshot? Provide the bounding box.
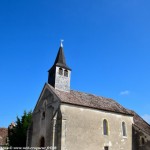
[60,39,64,47]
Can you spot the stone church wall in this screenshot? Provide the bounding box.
[132,125,150,150]
[60,104,133,150]
[29,88,60,147]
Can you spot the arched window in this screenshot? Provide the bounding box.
[141,137,145,145]
[42,101,47,120]
[122,122,127,136]
[40,137,45,147]
[64,70,68,77]
[59,68,63,75]
[103,119,108,135]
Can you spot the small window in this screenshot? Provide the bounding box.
[42,111,45,119]
[59,68,63,75]
[41,101,47,120]
[141,137,145,145]
[122,122,127,136]
[103,119,108,135]
[104,146,109,150]
[64,70,68,77]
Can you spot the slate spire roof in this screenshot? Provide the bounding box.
[52,45,71,70]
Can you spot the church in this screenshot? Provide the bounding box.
[26,42,150,150]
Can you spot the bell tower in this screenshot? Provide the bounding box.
[48,41,71,92]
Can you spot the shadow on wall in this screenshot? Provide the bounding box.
[54,108,62,150]
[132,125,150,150]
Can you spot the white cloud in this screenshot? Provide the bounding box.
[142,114,150,124]
[120,90,130,96]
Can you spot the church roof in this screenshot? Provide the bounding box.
[129,110,150,135]
[47,83,132,116]
[46,83,150,135]
[51,46,71,71]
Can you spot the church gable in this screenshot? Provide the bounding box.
[33,84,61,117]
[30,84,62,147]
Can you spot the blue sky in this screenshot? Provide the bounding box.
[0,0,150,127]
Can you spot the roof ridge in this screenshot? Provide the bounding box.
[71,89,112,100]
[132,110,150,126]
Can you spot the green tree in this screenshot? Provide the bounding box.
[8,110,32,147]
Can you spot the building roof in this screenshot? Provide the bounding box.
[49,46,71,71]
[0,128,8,145]
[129,110,150,135]
[47,84,150,135]
[48,83,132,116]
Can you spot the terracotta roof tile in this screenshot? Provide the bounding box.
[0,128,8,145]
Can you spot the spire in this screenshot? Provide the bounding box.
[48,42,72,92]
[53,42,71,70]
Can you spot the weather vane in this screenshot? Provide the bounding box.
[60,39,64,47]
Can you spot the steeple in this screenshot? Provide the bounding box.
[48,42,71,92]
[53,46,71,71]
